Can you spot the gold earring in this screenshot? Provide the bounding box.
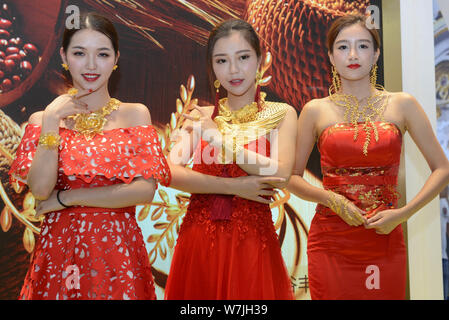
[255,71,262,85]
[61,63,69,71]
[370,64,378,86]
[214,79,220,92]
[331,65,341,92]
[113,65,118,71]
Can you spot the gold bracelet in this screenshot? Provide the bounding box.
[326,190,341,214]
[38,132,61,150]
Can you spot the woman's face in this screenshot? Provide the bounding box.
[329,23,379,83]
[60,28,118,92]
[212,31,260,100]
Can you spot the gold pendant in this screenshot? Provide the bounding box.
[70,97,121,140]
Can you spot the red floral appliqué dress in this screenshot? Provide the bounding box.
[9,124,171,300]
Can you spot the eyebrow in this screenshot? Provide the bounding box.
[213,49,252,57]
[335,39,372,44]
[71,46,112,51]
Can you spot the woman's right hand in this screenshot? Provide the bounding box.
[43,89,94,120]
[326,190,367,226]
[231,176,286,204]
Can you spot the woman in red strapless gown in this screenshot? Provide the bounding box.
[164,19,297,300]
[308,122,407,299]
[8,13,171,300]
[288,15,449,300]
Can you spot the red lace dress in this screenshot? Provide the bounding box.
[308,122,407,300]
[9,124,171,300]
[164,138,294,300]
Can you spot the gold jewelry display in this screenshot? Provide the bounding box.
[329,82,389,156]
[61,63,69,71]
[68,97,121,140]
[216,97,260,125]
[38,132,61,150]
[213,92,289,164]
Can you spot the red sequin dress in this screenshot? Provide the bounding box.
[9,124,171,300]
[164,138,294,300]
[308,122,407,300]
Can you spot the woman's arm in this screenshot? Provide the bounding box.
[27,93,89,200]
[236,105,298,186]
[169,111,284,203]
[287,100,366,226]
[35,177,156,217]
[366,93,449,233]
[287,101,329,205]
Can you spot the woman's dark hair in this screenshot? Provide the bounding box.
[62,12,119,55]
[206,18,261,90]
[327,14,381,53]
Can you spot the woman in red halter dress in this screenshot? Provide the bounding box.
[9,13,171,300]
[164,19,297,299]
[288,15,449,299]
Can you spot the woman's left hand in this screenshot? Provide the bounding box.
[35,190,65,218]
[183,104,222,147]
[364,208,407,235]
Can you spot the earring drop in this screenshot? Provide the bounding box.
[113,65,118,71]
[331,65,341,92]
[214,79,220,107]
[370,64,378,87]
[61,63,69,71]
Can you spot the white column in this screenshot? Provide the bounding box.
[400,0,444,300]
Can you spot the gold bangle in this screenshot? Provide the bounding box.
[38,132,61,150]
[327,190,341,214]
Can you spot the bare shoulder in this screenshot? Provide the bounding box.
[118,102,152,126]
[299,97,328,120]
[27,111,44,125]
[388,91,420,110]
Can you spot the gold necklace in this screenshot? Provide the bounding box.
[216,92,266,124]
[329,85,389,156]
[69,97,121,140]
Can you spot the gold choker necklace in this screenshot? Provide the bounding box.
[68,96,121,140]
[217,92,266,124]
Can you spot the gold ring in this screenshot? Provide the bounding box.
[192,115,200,121]
[67,88,78,97]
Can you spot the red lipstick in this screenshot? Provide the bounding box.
[82,73,100,82]
[347,64,361,69]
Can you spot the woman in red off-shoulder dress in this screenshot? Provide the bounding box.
[9,13,170,300]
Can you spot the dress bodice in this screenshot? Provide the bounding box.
[316,121,402,213]
[9,124,171,190]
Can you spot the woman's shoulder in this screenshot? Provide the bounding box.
[387,91,417,105]
[116,102,152,126]
[298,97,331,119]
[27,111,44,125]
